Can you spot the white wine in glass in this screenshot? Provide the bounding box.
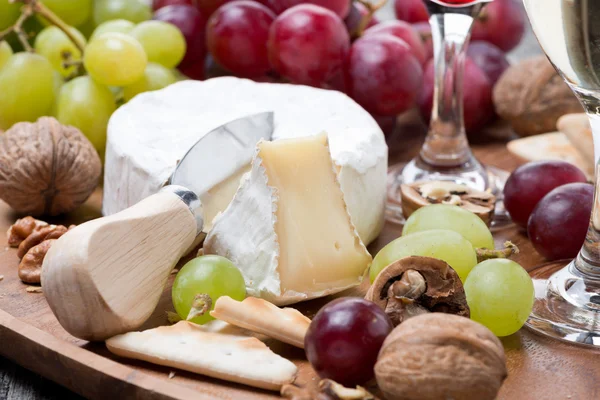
[524,0,600,346]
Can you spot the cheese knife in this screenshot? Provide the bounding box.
[41,112,275,341]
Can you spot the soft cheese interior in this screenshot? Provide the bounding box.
[204,133,372,305]
[103,77,388,245]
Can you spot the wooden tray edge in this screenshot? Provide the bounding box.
[0,309,217,400]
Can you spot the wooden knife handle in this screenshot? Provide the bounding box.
[41,187,201,341]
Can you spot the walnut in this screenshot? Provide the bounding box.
[7,216,48,247]
[400,181,496,226]
[375,313,507,400]
[493,56,583,137]
[19,239,55,284]
[0,117,101,216]
[365,256,469,326]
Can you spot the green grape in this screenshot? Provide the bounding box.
[93,0,152,25]
[52,71,64,96]
[0,0,20,31]
[370,229,477,283]
[0,41,12,69]
[403,204,494,249]
[55,76,116,156]
[91,19,135,40]
[129,20,186,68]
[464,259,534,337]
[0,53,55,130]
[41,0,92,27]
[172,255,246,325]
[84,32,147,86]
[123,63,177,102]
[34,26,87,78]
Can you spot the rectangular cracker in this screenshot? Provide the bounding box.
[211,296,311,349]
[507,132,594,178]
[106,320,297,391]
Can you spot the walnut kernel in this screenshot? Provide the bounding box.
[7,217,48,247]
[19,239,55,284]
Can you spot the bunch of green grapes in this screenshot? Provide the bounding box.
[0,0,185,157]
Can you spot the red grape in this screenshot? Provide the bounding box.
[268,4,350,86]
[153,0,194,11]
[305,297,393,386]
[363,20,427,65]
[197,0,230,16]
[206,1,275,77]
[344,2,379,37]
[179,57,206,80]
[345,34,423,116]
[154,5,208,67]
[394,0,429,23]
[466,41,509,86]
[204,54,231,79]
[413,22,432,62]
[418,58,494,133]
[504,161,588,229]
[528,183,593,261]
[323,70,346,92]
[472,0,525,52]
[259,0,350,18]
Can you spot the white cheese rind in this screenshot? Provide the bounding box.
[104,77,388,244]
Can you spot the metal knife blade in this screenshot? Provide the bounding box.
[169,111,275,196]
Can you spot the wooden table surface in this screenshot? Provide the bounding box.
[0,2,576,400]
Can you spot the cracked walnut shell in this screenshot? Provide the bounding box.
[375,313,507,400]
[365,256,469,326]
[0,117,101,216]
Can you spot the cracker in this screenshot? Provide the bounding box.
[106,320,297,391]
[211,296,311,349]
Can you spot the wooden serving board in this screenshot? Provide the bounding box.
[1,133,600,399]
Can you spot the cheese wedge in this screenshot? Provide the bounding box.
[211,296,310,348]
[106,321,297,391]
[204,133,372,306]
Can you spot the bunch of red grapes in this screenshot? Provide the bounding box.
[152,0,526,135]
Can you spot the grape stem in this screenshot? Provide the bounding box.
[29,0,86,53]
[186,293,213,321]
[476,241,520,263]
[0,3,34,52]
[0,0,86,55]
[355,0,387,38]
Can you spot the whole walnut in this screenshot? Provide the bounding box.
[375,313,507,400]
[0,117,101,216]
[494,56,583,137]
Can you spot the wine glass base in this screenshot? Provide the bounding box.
[386,160,511,230]
[526,260,600,347]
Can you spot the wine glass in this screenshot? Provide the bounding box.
[387,0,509,225]
[523,0,600,346]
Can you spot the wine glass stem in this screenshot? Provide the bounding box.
[419,9,480,168]
[575,114,600,278]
